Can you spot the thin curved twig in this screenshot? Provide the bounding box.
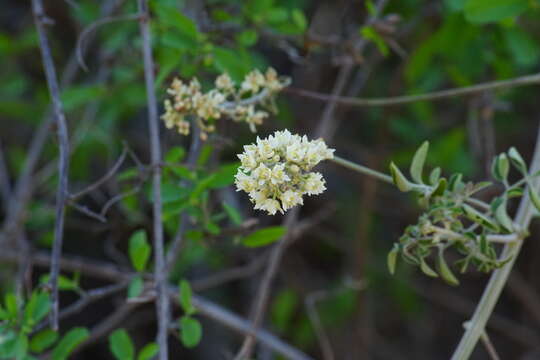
[69,146,128,200]
[76,13,140,71]
[285,72,540,108]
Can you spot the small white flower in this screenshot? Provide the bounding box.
[235,130,334,215]
[215,73,234,91]
[270,163,290,185]
[280,190,304,211]
[241,69,266,93]
[304,172,326,195]
[256,198,282,215]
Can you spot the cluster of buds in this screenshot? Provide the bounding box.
[235,130,335,215]
[161,68,289,140]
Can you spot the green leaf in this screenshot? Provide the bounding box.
[445,0,466,11]
[528,184,540,213]
[360,26,389,56]
[30,330,58,353]
[0,333,27,360]
[51,328,89,360]
[109,329,135,360]
[222,202,242,225]
[491,153,510,182]
[431,178,447,197]
[179,316,202,348]
[127,276,144,299]
[464,0,528,24]
[267,7,288,24]
[389,162,412,192]
[270,290,298,333]
[387,244,399,275]
[137,343,159,360]
[165,147,186,163]
[207,163,240,188]
[437,249,460,286]
[242,226,286,247]
[179,280,195,315]
[61,85,104,112]
[236,30,258,47]
[449,173,464,192]
[508,147,527,174]
[429,167,441,185]
[420,258,439,278]
[5,293,18,318]
[462,204,499,231]
[23,292,50,328]
[152,3,198,39]
[39,274,79,292]
[291,9,307,31]
[129,230,151,272]
[213,47,250,82]
[494,199,514,232]
[504,28,540,67]
[410,141,429,184]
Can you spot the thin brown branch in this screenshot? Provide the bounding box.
[137,1,169,358]
[69,146,128,200]
[285,72,540,108]
[32,0,71,331]
[35,281,129,332]
[480,331,501,360]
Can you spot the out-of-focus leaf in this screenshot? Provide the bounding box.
[109,329,135,360]
[61,85,105,111]
[129,230,151,272]
[464,0,528,24]
[137,343,159,360]
[236,30,258,47]
[128,276,144,299]
[207,163,239,188]
[179,279,195,315]
[504,28,540,67]
[30,329,58,353]
[242,226,286,247]
[50,327,89,360]
[23,291,50,327]
[222,202,242,225]
[179,316,202,348]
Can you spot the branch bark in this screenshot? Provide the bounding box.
[32,0,71,331]
[137,1,169,358]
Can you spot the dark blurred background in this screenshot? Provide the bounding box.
[2,0,540,359]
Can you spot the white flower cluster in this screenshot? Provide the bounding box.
[235,130,335,215]
[161,68,289,140]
